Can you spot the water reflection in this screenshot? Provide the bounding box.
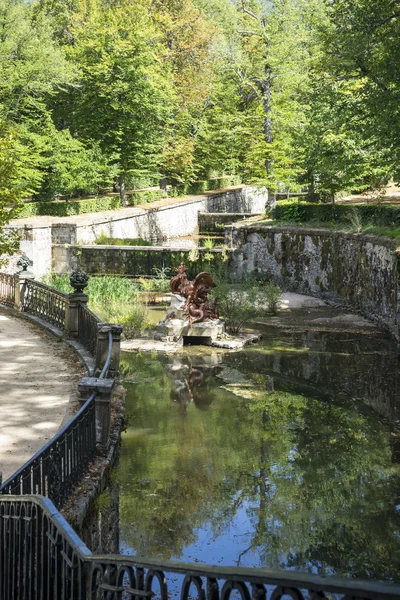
[117,327,400,581]
[164,355,222,412]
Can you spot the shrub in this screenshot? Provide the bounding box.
[272,200,400,227]
[92,302,149,338]
[138,267,171,293]
[213,283,255,333]
[264,282,282,314]
[170,175,242,197]
[17,189,164,218]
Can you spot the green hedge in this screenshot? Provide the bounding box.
[19,196,122,218]
[171,175,242,197]
[272,201,400,227]
[126,189,163,206]
[18,189,164,218]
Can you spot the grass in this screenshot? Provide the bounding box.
[42,274,150,336]
[43,273,140,303]
[257,218,400,241]
[95,233,152,246]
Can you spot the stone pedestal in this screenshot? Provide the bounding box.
[156,318,224,345]
[66,292,89,337]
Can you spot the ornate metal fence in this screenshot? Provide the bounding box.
[0,392,97,509]
[78,302,101,357]
[0,273,16,307]
[22,279,68,329]
[2,496,400,600]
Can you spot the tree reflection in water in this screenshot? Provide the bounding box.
[117,328,400,581]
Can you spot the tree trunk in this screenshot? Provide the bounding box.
[263,63,273,178]
[119,173,126,207]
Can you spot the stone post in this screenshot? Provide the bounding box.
[95,324,123,377]
[66,292,88,338]
[78,377,115,454]
[17,271,35,309]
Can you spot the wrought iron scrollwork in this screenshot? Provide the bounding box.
[48,446,63,506]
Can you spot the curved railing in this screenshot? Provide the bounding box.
[78,302,100,357]
[22,278,68,329]
[2,495,400,600]
[0,273,16,307]
[0,274,114,509]
[2,273,400,600]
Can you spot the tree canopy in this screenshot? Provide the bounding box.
[0,0,400,217]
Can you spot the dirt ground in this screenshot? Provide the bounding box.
[0,309,83,482]
[338,183,400,205]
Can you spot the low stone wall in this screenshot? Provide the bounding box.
[198,212,259,234]
[228,224,400,339]
[53,245,223,277]
[51,186,269,247]
[4,186,269,278]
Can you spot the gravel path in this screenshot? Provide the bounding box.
[0,309,82,482]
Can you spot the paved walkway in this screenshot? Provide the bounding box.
[0,309,82,482]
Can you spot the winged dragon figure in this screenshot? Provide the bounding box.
[169,262,219,326]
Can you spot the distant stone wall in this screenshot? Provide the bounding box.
[228,225,400,339]
[4,186,270,277]
[53,245,223,277]
[51,186,269,247]
[198,212,259,234]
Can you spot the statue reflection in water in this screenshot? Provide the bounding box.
[163,356,221,412]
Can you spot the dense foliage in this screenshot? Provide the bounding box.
[0,0,400,231]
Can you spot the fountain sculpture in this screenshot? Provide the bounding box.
[156,262,224,345]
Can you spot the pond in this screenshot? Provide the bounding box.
[116,324,400,582]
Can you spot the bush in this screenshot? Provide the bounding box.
[170,175,242,197]
[272,200,400,227]
[138,267,171,292]
[19,196,122,218]
[214,283,255,333]
[264,282,282,314]
[17,189,164,219]
[92,302,149,338]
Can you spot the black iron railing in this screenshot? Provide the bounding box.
[2,495,400,600]
[22,279,68,329]
[0,393,97,509]
[0,273,16,307]
[0,325,113,510]
[77,302,100,357]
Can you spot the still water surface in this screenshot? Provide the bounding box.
[117,325,400,581]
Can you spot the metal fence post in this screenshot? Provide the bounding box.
[18,271,35,310]
[95,324,123,377]
[13,274,20,310]
[66,292,88,338]
[78,377,115,454]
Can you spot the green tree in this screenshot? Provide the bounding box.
[61,0,175,205]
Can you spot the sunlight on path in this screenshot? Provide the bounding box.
[0,311,81,481]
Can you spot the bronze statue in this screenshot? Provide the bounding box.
[169,262,219,326]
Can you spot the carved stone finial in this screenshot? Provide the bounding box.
[70,270,89,293]
[17,253,33,272]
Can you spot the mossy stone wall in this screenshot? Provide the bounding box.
[228,225,400,339]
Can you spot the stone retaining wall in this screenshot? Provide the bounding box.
[5,186,269,277]
[53,245,223,277]
[228,225,400,339]
[198,212,259,234]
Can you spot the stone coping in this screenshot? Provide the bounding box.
[230,222,399,250]
[6,185,251,228]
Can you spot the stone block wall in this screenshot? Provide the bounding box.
[228,225,400,339]
[2,225,52,277]
[71,186,270,245]
[52,245,223,278]
[198,213,258,234]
